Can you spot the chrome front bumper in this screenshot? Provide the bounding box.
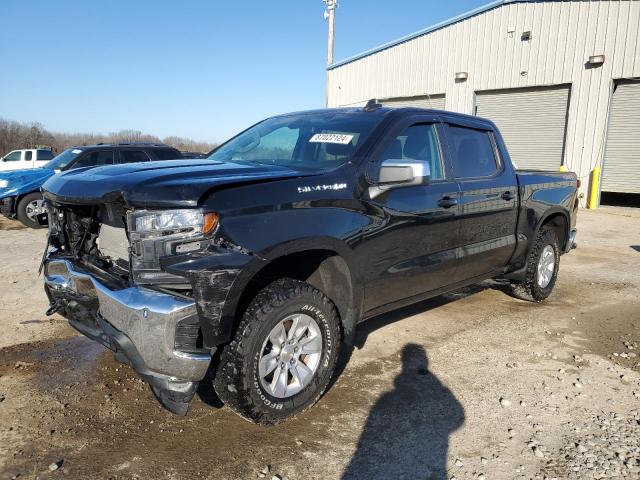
[44,259,211,382]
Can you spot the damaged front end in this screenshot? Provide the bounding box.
[42,200,254,415]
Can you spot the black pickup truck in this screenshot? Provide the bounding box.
[41,104,578,423]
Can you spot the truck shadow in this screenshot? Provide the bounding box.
[341,343,464,480]
[353,280,510,350]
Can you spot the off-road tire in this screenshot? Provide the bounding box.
[16,192,45,229]
[511,226,560,302]
[213,278,341,424]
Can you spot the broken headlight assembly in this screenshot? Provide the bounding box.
[127,209,219,286]
[130,209,218,236]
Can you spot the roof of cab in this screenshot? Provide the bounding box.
[68,143,178,150]
[274,105,494,127]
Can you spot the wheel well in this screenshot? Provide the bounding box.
[233,250,355,342]
[541,213,568,250]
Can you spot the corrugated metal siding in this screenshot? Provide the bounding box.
[380,94,446,110]
[475,85,570,170]
[327,0,640,202]
[602,81,640,194]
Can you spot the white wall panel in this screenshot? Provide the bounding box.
[380,94,446,110]
[327,0,640,201]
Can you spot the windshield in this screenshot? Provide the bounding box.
[44,148,84,170]
[208,112,381,171]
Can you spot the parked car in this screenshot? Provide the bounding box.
[41,104,578,422]
[0,149,56,171]
[0,143,182,228]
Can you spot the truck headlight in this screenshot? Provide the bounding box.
[0,180,8,188]
[128,209,218,236]
[126,209,218,285]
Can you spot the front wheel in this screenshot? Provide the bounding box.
[213,278,341,424]
[16,192,46,229]
[511,225,560,302]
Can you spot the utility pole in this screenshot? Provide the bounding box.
[323,0,337,66]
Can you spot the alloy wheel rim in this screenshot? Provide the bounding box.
[258,313,323,399]
[537,245,556,288]
[25,199,45,221]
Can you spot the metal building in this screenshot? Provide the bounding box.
[326,0,640,206]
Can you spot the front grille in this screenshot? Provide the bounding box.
[46,202,132,285]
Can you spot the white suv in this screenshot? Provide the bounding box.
[0,149,56,171]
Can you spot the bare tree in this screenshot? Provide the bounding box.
[162,136,218,154]
[0,117,218,156]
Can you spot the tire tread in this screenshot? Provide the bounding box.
[16,192,45,229]
[511,226,559,302]
[213,278,340,424]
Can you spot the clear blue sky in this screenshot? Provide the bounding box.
[0,0,487,143]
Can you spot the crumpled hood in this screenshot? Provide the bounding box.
[0,168,54,198]
[42,159,317,207]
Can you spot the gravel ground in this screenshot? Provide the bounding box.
[0,207,639,480]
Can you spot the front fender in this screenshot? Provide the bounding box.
[163,246,262,347]
[164,234,364,348]
[1,176,51,199]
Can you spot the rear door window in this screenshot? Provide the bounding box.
[446,125,499,178]
[36,150,55,161]
[119,150,150,164]
[150,148,181,160]
[25,151,33,161]
[72,150,115,169]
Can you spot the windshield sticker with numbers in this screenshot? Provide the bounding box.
[309,133,354,145]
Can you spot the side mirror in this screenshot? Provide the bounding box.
[369,159,430,199]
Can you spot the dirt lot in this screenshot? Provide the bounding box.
[1,209,639,480]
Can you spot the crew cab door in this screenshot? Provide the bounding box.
[442,118,518,281]
[118,149,151,164]
[361,115,461,312]
[24,150,36,168]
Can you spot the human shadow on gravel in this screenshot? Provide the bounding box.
[342,343,464,480]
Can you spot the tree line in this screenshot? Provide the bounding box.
[0,118,218,156]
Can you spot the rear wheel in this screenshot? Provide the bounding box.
[213,278,341,424]
[16,192,46,229]
[511,226,560,302]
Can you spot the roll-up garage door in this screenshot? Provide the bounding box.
[602,81,640,194]
[380,94,446,110]
[475,85,570,170]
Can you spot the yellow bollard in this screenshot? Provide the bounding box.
[588,166,601,209]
